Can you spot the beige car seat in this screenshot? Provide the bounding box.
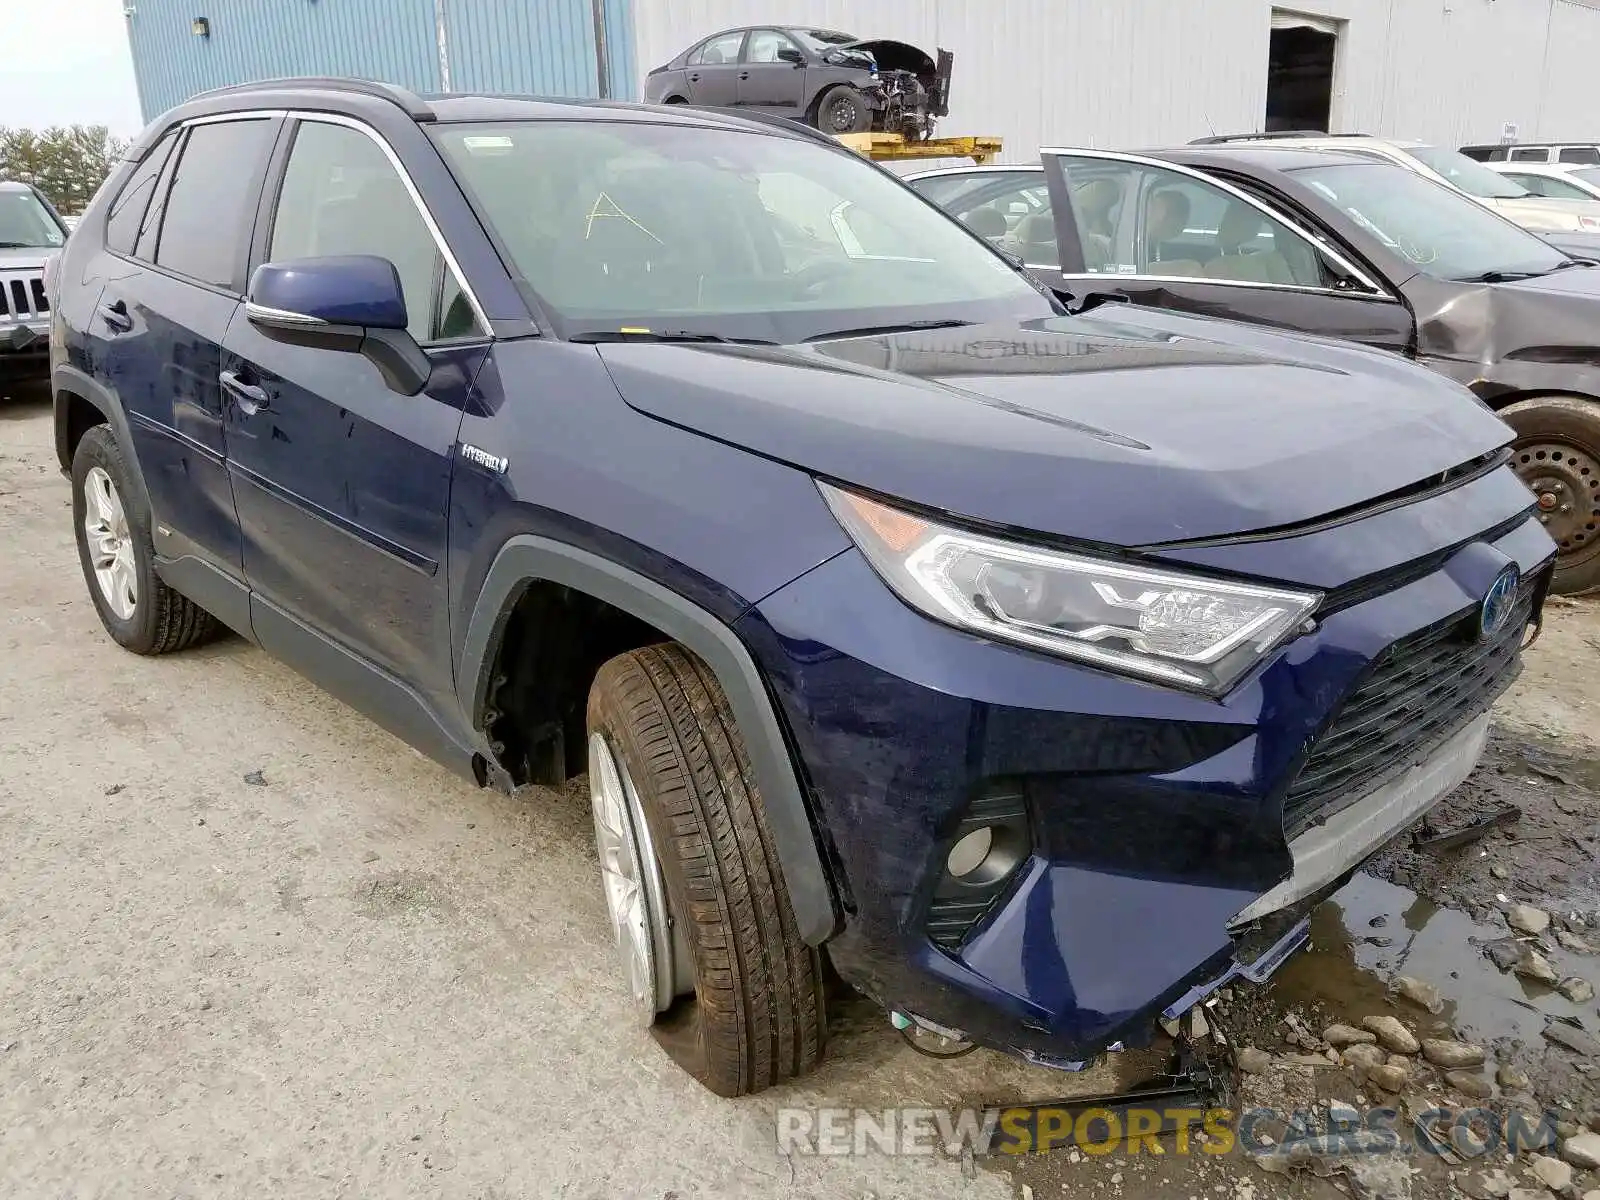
[1204,204,1296,284]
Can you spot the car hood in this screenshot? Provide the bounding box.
[599,315,1513,546]
[827,38,936,76]
[1481,194,1600,233]
[0,246,53,270]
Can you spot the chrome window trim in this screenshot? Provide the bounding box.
[183,107,492,335]
[1055,271,1395,301]
[1038,146,1391,297]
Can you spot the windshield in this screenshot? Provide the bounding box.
[791,29,858,52]
[432,121,1051,342]
[1295,162,1568,281]
[1572,167,1600,190]
[0,189,66,249]
[1402,145,1533,198]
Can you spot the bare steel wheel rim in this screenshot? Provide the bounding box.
[1516,439,1600,562]
[588,732,694,1024]
[83,466,137,621]
[827,96,859,132]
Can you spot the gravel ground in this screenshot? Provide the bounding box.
[4,391,1599,1200]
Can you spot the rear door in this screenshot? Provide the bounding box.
[221,114,489,698]
[1038,150,1416,354]
[685,30,747,107]
[738,29,809,115]
[94,115,279,629]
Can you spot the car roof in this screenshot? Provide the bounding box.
[0,180,34,193]
[136,77,839,156]
[1151,144,1387,172]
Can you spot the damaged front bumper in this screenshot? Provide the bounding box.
[737,485,1553,1071]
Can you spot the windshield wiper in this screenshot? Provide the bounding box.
[1455,260,1591,283]
[568,330,777,345]
[803,318,975,342]
[0,241,43,249]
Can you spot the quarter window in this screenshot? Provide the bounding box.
[154,118,274,288]
[1050,156,1347,289]
[105,131,177,256]
[269,120,474,343]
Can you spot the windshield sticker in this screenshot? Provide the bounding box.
[585,192,662,243]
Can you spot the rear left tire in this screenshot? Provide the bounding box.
[71,425,218,654]
[586,642,827,1096]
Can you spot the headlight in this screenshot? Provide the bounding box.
[821,483,1321,695]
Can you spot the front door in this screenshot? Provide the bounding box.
[1039,151,1416,355]
[738,29,809,114]
[685,30,746,108]
[221,115,489,700]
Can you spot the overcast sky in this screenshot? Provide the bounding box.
[1,0,142,135]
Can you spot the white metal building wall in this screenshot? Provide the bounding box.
[630,0,1600,163]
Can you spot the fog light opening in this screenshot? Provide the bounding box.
[944,823,1025,888]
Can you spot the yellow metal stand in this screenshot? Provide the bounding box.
[834,132,1004,166]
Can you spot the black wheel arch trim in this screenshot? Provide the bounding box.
[51,363,152,515]
[456,534,842,946]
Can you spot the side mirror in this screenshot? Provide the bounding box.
[245,255,432,395]
[777,46,805,66]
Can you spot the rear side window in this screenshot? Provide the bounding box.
[155,119,274,288]
[1559,147,1600,164]
[105,132,177,255]
[1509,147,1548,162]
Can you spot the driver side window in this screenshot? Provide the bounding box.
[1055,157,1350,290]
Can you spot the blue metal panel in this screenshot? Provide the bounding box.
[125,0,442,121]
[125,0,639,122]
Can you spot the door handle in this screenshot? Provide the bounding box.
[738,71,750,79]
[98,299,133,332]
[688,72,700,81]
[219,369,270,416]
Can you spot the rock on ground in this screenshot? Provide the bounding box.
[1544,1023,1600,1057]
[1560,976,1596,1003]
[1514,949,1559,984]
[1508,903,1552,935]
[1420,1039,1487,1068]
[1497,1063,1532,1091]
[1343,1043,1389,1073]
[1325,1024,1378,1048]
[1561,1131,1600,1169]
[1529,1154,1573,1191]
[1237,1046,1271,1075]
[1363,1015,1420,1054]
[1445,1069,1494,1099]
[1394,976,1444,1014]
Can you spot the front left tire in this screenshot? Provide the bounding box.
[586,642,827,1096]
[71,424,218,654]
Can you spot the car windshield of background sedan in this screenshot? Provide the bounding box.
[0,190,66,249]
[1570,167,1600,190]
[1296,162,1569,282]
[1403,145,1533,199]
[432,120,1050,342]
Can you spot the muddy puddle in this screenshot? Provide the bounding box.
[1271,871,1598,1057]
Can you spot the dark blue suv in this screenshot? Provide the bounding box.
[51,78,1555,1096]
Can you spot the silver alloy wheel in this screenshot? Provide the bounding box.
[83,466,137,621]
[588,732,694,1024]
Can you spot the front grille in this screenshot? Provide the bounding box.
[1281,572,1542,839]
[0,272,49,323]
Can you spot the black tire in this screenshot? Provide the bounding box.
[71,425,218,654]
[587,643,826,1096]
[1501,396,1600,595]
[815,85,872,135]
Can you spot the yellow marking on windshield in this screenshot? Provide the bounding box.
[585,191,662,243]
[618,326,651,334]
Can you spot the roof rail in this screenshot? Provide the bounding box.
[1189,130,1332,144]
[189,76,435,122]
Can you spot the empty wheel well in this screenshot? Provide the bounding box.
[56,388,107,472]
[482,581,670,786]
